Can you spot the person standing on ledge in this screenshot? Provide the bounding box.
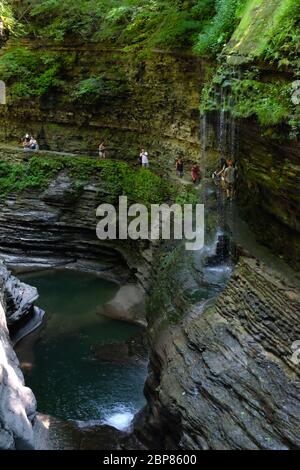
[224,160,236,200]
[22,133,32,149]
[176,158,184,178]
[191,163,201,184]
[140,149,149,168]
[99,141,107,159]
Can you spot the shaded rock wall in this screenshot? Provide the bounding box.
[237,120,300,269]
[0,261,36,450]
[141,257,300,450]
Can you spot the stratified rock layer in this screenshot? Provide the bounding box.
[142,257,300,450]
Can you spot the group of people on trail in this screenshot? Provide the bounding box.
[22,134,39,151]
[175,158,201,185]
[174,153,236,198]
[213,157,237,200]
[19,132,235,198]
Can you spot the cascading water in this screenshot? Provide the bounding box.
[218,85,227,155]
[196,67,243,291]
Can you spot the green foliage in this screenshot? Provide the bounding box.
[262,0,300,70]
[110,0,212,51]
[148,246,181,324]
[194,0,246,56]
[0,0,15,33]
[12,0,216,51]
[71,77,105,103]
[26,0,109,42]
[174,184,199,205]
[96,160,167,205]
[223,0,299,70]
[200,65,297,130]
[0,157,64,194]
[0,48,73,100]
[71,75,128,103]
[230,78,292,126]
[148,244,192,325]
[0,155,170,205]
[6,0,300,65]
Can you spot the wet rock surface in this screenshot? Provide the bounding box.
[97,284,147,326]
[141,257,300,450]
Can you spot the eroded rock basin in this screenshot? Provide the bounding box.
[15,269,148,439]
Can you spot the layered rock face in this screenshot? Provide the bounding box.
[0,46,204,167]
[0,261,36,449]
[141,257,300,450]
[0,155,151,290]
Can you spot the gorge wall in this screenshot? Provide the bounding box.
[204,113,300,270]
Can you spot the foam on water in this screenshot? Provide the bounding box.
[103,408,134,431]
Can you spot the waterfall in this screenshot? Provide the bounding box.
[198,66,242,269]
[218,85,227,155]
[200,113,207,161]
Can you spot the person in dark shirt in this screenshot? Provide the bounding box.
[176,159,184,178]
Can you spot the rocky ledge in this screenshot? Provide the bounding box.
[0,261,37,449]
[140,257,300,450]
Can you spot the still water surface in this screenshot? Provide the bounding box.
[17,270,147,429]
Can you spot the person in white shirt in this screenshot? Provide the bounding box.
[23,136,39,152]
[140,149,149,168]
[99,141,106,159]
[29,137,38,150]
